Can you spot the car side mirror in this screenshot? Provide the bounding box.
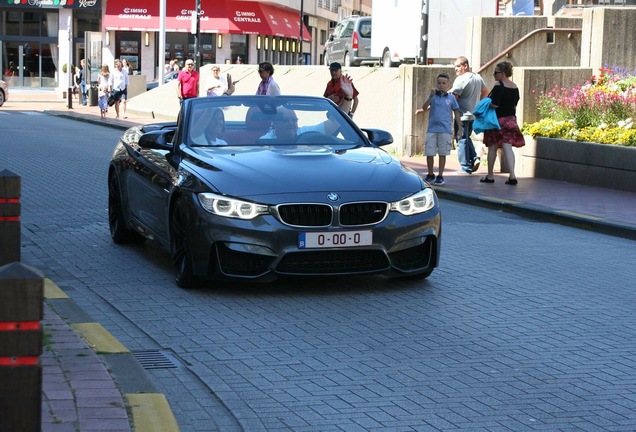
[329,35,334,42]
[361,128,393,147]
[138,130,174,151]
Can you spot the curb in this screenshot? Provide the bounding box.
[434,187,636,241]
[44,278,180,432]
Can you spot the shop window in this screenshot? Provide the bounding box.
[4,11,22,36]
[23,12,45,37]
[116,31,140,73]
[230,34,247,64]
[75,10,100,38]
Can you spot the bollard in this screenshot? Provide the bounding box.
[0,262,44,432]
[0,169,21,266]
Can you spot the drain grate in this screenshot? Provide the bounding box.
[133,350,180,370]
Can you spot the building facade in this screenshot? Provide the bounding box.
[0,0,371,91]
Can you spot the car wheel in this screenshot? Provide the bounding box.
[0,91,5,107]
[344,53,352,67]
[170,197,198,288]
[382,50,393,68]
[108,174,145,244]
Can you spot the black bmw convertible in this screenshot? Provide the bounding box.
[108,95,441,287]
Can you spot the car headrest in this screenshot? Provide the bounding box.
[245,107,274,130]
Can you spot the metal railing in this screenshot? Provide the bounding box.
[477,27,582,74]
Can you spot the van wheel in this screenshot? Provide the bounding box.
[382,50,393,68]
[344,53,352,67]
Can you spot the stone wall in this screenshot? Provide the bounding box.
[518,137,636,192]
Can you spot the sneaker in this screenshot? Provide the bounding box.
[434,176,445,185]
[472,157,481,172]
[424,174,435,183]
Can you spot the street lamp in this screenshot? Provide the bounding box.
[67,16,73,109]
[298,0,304,64]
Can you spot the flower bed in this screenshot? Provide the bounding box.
[522,67,636,147]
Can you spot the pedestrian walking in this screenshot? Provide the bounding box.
[176,59,199,103]
[111,60,127,119]
[256,62,281,95]
[97,64,112,119]
[450,56,489,174]
[415,73,462,186]
[480,61,525,185]
[79,59,87,106]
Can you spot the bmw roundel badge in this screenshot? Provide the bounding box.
[327,193,340,202]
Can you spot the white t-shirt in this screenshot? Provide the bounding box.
[206,75,228,97]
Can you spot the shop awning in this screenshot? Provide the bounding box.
[216,1,312,42]
[104,0,311,41]
[104,0,160,31]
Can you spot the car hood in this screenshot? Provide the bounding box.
[188,146,423,200]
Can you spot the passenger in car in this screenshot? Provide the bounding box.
[190,108,228,146]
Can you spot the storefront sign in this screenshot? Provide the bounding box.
[2,0,102,9]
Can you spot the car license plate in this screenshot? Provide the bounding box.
[299,230,372,249]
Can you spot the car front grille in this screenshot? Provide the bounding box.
[276,202,388,227]
[276,250,390,274]
[277,204,333,227]
[340,202,388,226]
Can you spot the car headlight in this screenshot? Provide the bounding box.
[198,193,269,220]
[390,188,436,215]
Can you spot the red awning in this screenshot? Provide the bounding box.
[104,0,160,31]
[258,2,312,42]
[205,1,312,42]
[104,0,311,41]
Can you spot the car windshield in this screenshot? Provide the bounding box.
[185,96,364,149]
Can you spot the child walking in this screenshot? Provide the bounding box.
[415,73,462,185]
[97,64,112,119]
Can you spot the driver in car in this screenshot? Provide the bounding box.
[259,75,355,141]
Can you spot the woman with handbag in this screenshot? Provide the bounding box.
[480,61,525,185]
[97,64,112,119]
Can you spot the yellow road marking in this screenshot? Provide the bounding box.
[71,322,129,354]
[127,393,181,432]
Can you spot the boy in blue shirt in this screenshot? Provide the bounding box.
[415,73,462,185]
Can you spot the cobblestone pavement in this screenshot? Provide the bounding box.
[3,89,636,431]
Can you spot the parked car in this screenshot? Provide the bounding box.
[108,95,442,287]
[146,71,179,91]
[324,16,376,67]
[0,80,8,107]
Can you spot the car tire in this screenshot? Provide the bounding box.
[0,91,5,107]
[170,196,199,289]
[344,53,352,67]
[382,50,394,68]
[108,174,145,244]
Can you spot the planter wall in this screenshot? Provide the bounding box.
[518,137,636,193]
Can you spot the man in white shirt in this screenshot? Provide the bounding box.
[206,66,228,96]
[111,60,128,119]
